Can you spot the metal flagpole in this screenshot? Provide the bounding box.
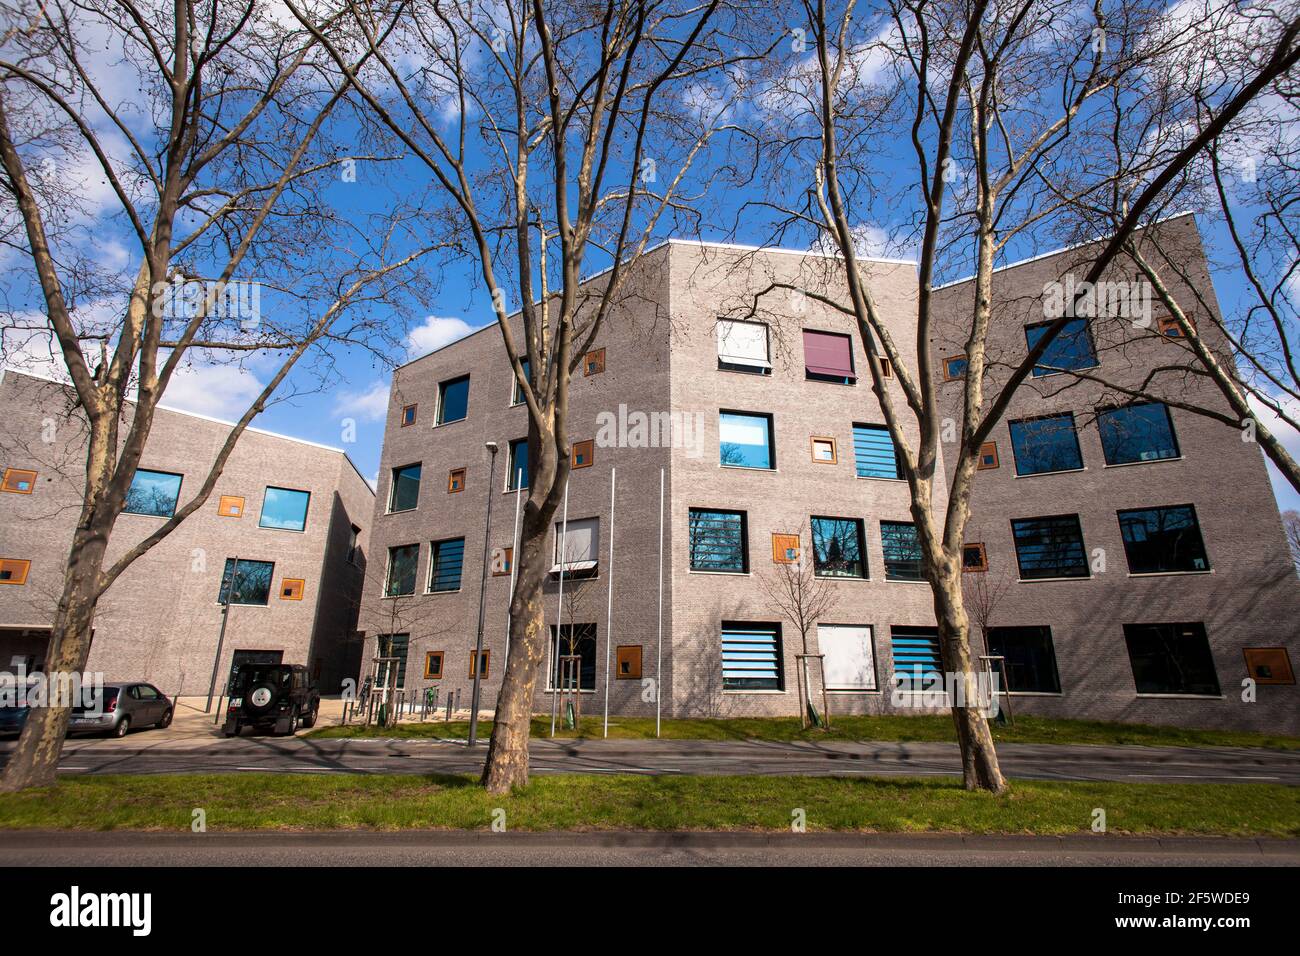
[602,466,616,738]
[550,483,569,737]
[505,469,523,663]
[655,467,664,738]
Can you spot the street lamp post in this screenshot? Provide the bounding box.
[206,555,240,713]
[468,441,499,747]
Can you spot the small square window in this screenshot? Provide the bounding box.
[1158,313,1195,338]
[424,651,445,680]
[0,558,31,585]
[584,348,605,376]
[977,442,999,470]
[491,546,513,576]
[468,649,490,679]
[810,437,837,464]
[1242,647,1294,685]
[616,645,643,679]
[572,439,594,469]
[401,404,417,427]
[771,532,800,564]
[880,356,893,378]
[1,468,37,494]
[962,543,988,572]
[218,495,244,518]
[280,578,305,601]
[943,354,968,381]
[448,468,466,493]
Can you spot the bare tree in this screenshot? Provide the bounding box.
[1283,510,1300,574]
[0,1,436,790]
[287,0,769,792]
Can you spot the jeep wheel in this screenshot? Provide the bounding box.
[112,716,130,738]
[300,701,319,729]
[281,712,298,736]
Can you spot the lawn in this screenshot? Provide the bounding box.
[307,713,1300,750]
[0,773,1294,835]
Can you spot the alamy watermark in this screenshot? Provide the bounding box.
[1043,275,1151,327]
[595,404,706,458]
[0,666,106,713]
[152,277,262,329]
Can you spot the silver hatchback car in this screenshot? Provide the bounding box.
[68,682,173,738]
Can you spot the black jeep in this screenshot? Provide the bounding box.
[223,663,319,737]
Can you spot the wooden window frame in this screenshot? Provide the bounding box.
[424,651,445,680]
[771,532,800,564]
[468,648,490,679]
[0,558,32,585]
[401,403,418,427]
[962,543,988,573]
[218,495,245,518]
[583,348,606,376]
[977,441,999,470]
[1,468,37,494]
[448,468,466,493]
[572,439,595,469]
[1158,313,1196,338]
[616,645,643,680]
[879,356,893,378]
[491,546,513,576]
[1242,647,1295,686]
[280,578,305,601]
[943,354,968,381]
[810,436,838,465]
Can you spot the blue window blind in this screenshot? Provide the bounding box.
[1097,402,1180,465]
[1025,319,1097,376]
[429,538,465,592]
[1008,414,1083,475]
[890,626,943,691]
[1011,514,1089,579]
[721,623,783,690]
[688,509,747,572]
[853,424,901,479]
[881,520,923,581]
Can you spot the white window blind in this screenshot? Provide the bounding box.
[553,516,599,572]
[818,624,876,691]
[717,319,771,369]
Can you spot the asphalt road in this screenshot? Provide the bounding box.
[4,735,1297,784]
[2,829,1295,866]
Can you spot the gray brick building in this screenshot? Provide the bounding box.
[361,227,1298,733]
[0,370,373,694]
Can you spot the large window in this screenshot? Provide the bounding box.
[549,623,597,691]
[987,626,1061,693]
[1008,413,1084,476]
[1098,402,1180,465]
[507,438,529,490]
[890,626,943,692]
[511,358,530,405]
[1118,505,1210,574]
[803,329,856,383]
[554,516,599,575]
[376,633,409,690]
[880,521,923,581]
[124,468,183,518]
[853,423,902,480]
[259,486,310,531]
[389,463,421,512]
[688,508,748,572]
[810,516,867,578]
[721,622,783,690]
[1124,622,1220,696]
[818,624,876,691]
[384,544,419,597]
[428,538,465,592]
[436,374,470,424]
[1025,318,1097,376]
[719,411,774,469]
[1011,514,1089,579]
[716,319,771,373]
[218,558,274,606]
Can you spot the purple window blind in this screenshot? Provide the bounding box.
[803,330,856,380]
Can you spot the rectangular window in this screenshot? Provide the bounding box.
[554,517,599,575]
[572,439,594,469]
[616,645,643,679]
[721,622,783,690]
[347,524,362,564]
[1008,413,1083,476]
[218,495,244,518]
[962,543,988,572]
[512,358,530,405]
[811,516,867,578]
[853,424,902,480]
[124,468,183,518]
[389,463,421,512]
[401,404,417,427]
[688,508,747,572]
[384,544,419,597]
[259,487,310,531]
[1242,647,1295,685]
[880,521,922,581]
[0,558,31,585]
[818,624,876,691]
[987,626,1061,693]
[424,651,444,679]
[1118,505,1210,574]
[1,468,36,494]
[507,439,529,490]
[803,329,856,383]
[890,625,943,692]
[218,558,274,605]
[549,623,597,691]
[719,411,774,469]
[280,578,305,601]
[584,348,605,376]
[1025,318,1097,376]
[376,634,409,690]
[716,318,771,373]
[1011,514,1089,579]
[429,538,465,592]
[448,468,466,493]
[810,436,837,464]
[1097,402,1180,465]
[1124,622,1220,696]
[436,375,470,424]
[468,649,490,679]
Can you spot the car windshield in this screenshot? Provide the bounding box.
[230,667,292,692]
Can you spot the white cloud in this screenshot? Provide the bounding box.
[407,315,477,359]
[333,380,391,422]
[160,362,265,420]
[1247,391,1300,513]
